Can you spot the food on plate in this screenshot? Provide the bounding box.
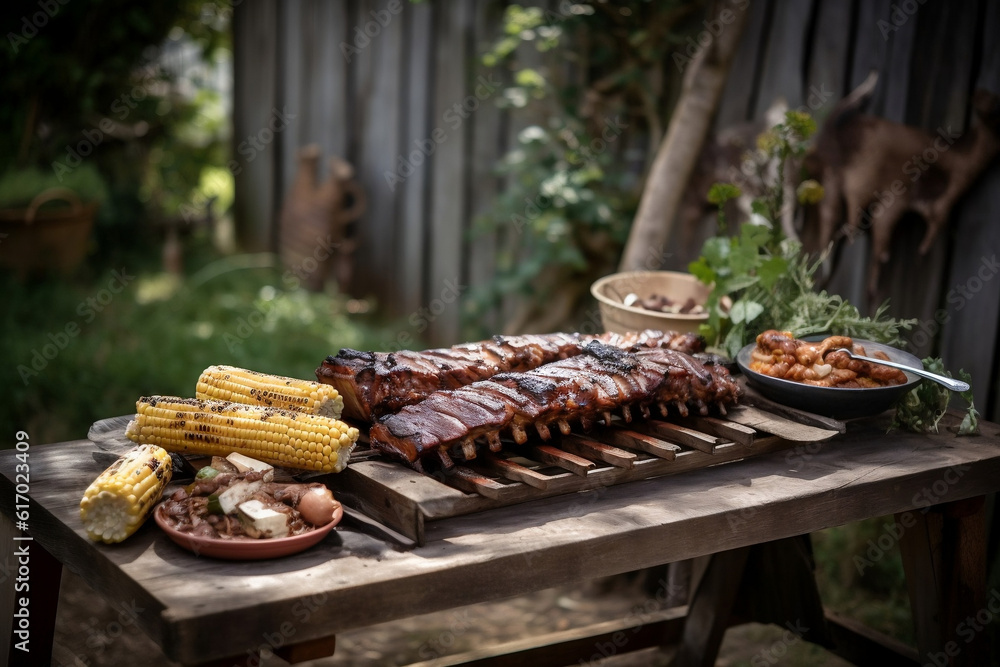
[196,365,344,418]
[124,396,360,473]
[748,330,907,388]
[316,329,705,422]
[624,292,706,315]
[157,466,341,540]
[369,342,740,470]
[80,444,173,543]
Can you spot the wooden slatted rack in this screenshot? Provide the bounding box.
[327,405,844,545]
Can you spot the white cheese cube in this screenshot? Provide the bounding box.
[226,452,275,482]
[216,480,262,515]
[237,499,290,538]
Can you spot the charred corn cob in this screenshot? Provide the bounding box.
[80,444,173,544]
[196,365,344,419]
[125,396,360,473]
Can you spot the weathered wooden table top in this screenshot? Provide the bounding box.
[2,415,999,665]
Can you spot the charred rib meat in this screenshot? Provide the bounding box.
[317,330,704,421]
[369,342,740,469]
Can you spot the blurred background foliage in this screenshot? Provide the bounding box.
[1,0,406,449]
[465,0,705,336]
[1,1,993,659]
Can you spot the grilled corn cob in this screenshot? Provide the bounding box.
[125,396,360,473]
[80,444,173,544]
[196,365,344,419]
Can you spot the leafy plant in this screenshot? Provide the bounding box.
[466,117,634,330]
[689,111,915,358]
[892,360,979,435]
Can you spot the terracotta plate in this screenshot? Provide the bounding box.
[736,337,922,420]
[153,503,342,560]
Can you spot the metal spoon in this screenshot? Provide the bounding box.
[831,349,970,392]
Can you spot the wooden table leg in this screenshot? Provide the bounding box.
[1,511,63,667]
[897,496,987,667]
[671,546,750,667]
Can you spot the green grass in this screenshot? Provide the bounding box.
[2,237,410,445]
[813,519,914,644]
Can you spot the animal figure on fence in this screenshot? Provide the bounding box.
[279,145,366,292]
[802,72,1000,295]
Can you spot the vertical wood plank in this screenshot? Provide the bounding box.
[232,0,279,251]
[752,0,814,116]
[466,0,506,337]
[292,0,348,164]
[825,0,892,310]
[716,0,772,127]
[278,0,305,213]
[352,0,404,303]
[428,0,473,344]
[316,1,350,162]
[805,0,852,115]
[942,0,1000,418]
[848,0,892,98]
[395,2,435,320]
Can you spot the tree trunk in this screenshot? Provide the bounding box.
[618,0,749,271]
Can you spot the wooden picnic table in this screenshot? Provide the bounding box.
[1,412,998,666]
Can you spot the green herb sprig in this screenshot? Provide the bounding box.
[892,360,979,435]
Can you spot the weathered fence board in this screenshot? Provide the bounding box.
[396,2,435,318]
[716,0,771,129]
[941,0,1000,414]
[752,0,813,116]
[805,0,852,115]
[427,0,473,344]
[233,0,279,251]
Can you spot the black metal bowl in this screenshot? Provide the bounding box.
[736,337,923,419]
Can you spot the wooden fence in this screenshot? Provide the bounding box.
[233,0,1000,419]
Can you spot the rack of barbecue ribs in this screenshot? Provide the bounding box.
[369,341,741,471]
[748,330,907,388]
[316,329,705,421]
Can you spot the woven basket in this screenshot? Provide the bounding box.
[0,187,97,277]
[590,271,710,335]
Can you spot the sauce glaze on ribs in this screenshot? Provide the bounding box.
[369,342,740,470]
[316,330,704,421]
